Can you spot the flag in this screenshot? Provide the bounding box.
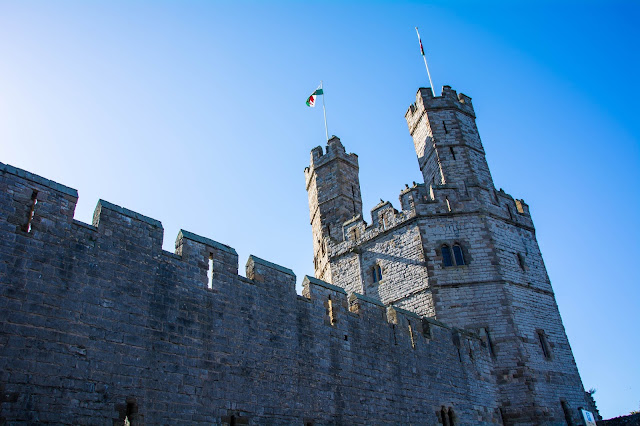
[306,85,324,107]
[419,36,425,56]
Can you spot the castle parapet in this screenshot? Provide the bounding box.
[92,199,164,251]
[246,255,296,295]
[1,162,78,234]
[405,86,475,134]
[176,229,239,282]
[304,136,359,188]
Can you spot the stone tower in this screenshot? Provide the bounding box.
[306,86,589,424]
[304,136,362,283]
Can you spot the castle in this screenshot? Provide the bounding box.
[0,86,593,424]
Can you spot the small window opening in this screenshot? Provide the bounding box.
[499,407,507,425]
[442,120,449,134]
[351,185,357,214]
[441,245,453,267]
[561,400,574,426]
[207,254,214,289]
[537,330,551,359]
[448,408,456,426]
[449,146,456,160]
[408,321,416,349]
[445,197,452,212]
[23,190,38,233]
[517,253,526,271]
[344,334,348,341]
[421,319,432,339]
[392,324,397,345]
[229,415,236,426]
[372,264,382,283]
[507,206,513,220]
[328,297,336,325]
[483,327,496,357]
[349,227,360,241]
[452,244,465,266]
[124,399,137,426]
[440,406,450,426]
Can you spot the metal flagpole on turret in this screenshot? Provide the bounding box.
[321,81,329,141]
[415,27,435,93]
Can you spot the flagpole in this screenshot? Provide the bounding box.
[415,27,435,93]
[321,81,329,141]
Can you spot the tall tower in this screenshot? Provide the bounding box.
[304,136,362,282]
[405,86,587,424]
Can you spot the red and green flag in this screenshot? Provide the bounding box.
[306,85,324,107]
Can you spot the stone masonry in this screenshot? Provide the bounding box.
[304,86,591,425]
[2,161,498,424]
[0,85,592,425]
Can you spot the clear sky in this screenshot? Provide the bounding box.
[1,0,638,419]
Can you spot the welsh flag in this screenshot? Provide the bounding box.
[306,85,323,107]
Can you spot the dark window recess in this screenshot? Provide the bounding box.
[22,190,38,233]
[499,407,507,425]
[452,244,465,266]
[448,408,456,426]
[442,120,449,134]
[484,327,496,357]
[421,318,432,339]
[561,400,574,426]
[537,330,551,359]
[441,245,453,267]
[517,253,526,270]
[449,146,456,160]
[372,264,383,283]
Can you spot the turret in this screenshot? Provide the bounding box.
[405,86,494,192]
[304,136,362,282]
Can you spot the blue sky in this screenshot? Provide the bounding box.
[1,0,638,419]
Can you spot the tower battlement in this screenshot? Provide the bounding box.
[405,86,475,134]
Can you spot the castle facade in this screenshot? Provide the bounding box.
[0,86,591,424]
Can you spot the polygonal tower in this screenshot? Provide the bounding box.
[305,86,590,425]
[304,136,362,283]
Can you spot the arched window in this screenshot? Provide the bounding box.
[441,245,453,267]
[452,244,465,266]
[372,264,382,283]
[447,407,456,425]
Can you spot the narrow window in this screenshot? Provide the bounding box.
[328,297,336,325]
[421,319,432,339]
[482,327,496,357]
[351,185,357,214]
[371,264,382,283]
[442,120,448,134]
[449,146,456,160]
[452,244,465,266]
[499,407,507,425]
[408,320,416,349]
[517,253,526,270]
[507,206,513,220]
[22,190,38,233]
[447,408,456,426]
[441,245,453,267]
[207,254,214,289]
[537,330,551,359]
[440,407,449,426]
[561,400,574,426]
[350,227,360,241]
[445,197,452,212]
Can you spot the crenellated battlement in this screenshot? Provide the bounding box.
[405,86,475,133]
[0,160,491,357]
[304,136,359,189]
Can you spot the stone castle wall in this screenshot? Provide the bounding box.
[0,162,501,425]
